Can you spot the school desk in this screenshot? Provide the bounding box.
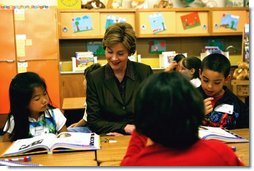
[0,128,249,166]
[97,128,250,166]
[0,142,97,166]
[97,135,131,166]
[231,128,250,166]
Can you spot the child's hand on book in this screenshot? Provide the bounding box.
[204,97,214,115]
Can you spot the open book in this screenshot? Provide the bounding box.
[199,126,249,143]
[1,132,100,157]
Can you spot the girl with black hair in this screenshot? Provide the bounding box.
[179,56,201,87]
[3,72,67,142]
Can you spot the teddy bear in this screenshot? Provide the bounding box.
[232,62,249,80]
[82,0,105,9]
[154,0,173,8]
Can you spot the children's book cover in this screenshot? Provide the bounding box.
[72,52,94,72]
[149,13,166,34]
[72,15,93,33]
[159,51,176,68]
[148,40,166,54]
[87,42,105,56]
[181,12,201,30]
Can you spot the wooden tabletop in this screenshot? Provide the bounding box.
[24,151,97,166]
[62,97,86,110]
[228,128,250,166]
[98,128,250,166]
[0,142,97,166]
[0,128,249,166]
[97,136,131,166]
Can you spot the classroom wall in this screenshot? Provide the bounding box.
[0,0,56,6]
[0,0,227,8]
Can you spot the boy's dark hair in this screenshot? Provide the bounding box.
[173,54,186,63]
[134,72,204,150]
[182,56,201,79]
[201,53,231,78]
[84,63,101,77]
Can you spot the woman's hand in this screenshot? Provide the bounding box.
[106,124,135,136]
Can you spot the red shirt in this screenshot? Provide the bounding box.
[211,94,223,107]
[121,131,244,166]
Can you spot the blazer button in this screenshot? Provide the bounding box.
[122,106,126,110]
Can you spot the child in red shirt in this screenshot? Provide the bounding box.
[121,72,244,166]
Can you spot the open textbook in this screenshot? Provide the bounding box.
[199,126,249,143]
[1,132,100,157]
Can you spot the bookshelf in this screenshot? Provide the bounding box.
[57,8,249,103]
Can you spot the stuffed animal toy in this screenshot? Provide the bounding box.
[131,0,148,9]
[82,0,105,9]
[154,0,173,8]
[232,62,249,80]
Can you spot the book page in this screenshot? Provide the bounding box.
[199,126,236,138]
[51,132,100,151]
[199,126,248,143]
[2,134,56,157]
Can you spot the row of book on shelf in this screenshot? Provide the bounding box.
[71,51,142,72]
[71,45,229,72]
[72,51,96,72]
[71,50,178,71]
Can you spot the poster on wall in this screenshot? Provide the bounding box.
[148,40,166,54]
[181,12,201,30]
[87,42,105,56]
[105,15,126,29]
[149,13,166,34]
[220,13,239,30]
[72,15,93,33]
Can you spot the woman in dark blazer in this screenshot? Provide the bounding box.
[86,22,153,135]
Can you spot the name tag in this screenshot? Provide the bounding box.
[214,104,234,115]
[30,126,49,136]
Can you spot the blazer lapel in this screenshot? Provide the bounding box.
[104,65,123,104]
[125,78,138,104]
[125,61,137,104]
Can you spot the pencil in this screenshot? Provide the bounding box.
[3,156,31,162]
